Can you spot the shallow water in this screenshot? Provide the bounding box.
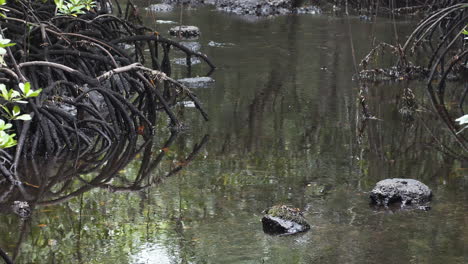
[1,4,467,264]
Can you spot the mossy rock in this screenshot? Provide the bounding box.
[262,205,310,235]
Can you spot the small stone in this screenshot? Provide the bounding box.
[171,57,202,66]
[145,4,174,12]
[177,77,215,88]
[169,26,201,38]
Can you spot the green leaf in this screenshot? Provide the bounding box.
[0,131,16,149]
[0,43,15,48]
[27,89,41,98]
[15,114,32,121]
[10,90,20,99]
[0,119,11,131]
[12,105,20,116]
[2,106,12,118]
[19,82,31,95]
[0,84,9,100]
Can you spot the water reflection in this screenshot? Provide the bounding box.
[0,131,208,263]
[0,4,467,264]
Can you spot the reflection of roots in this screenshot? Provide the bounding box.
[0,133,209,211]
[0,0,214,183]
[357,3,468,157]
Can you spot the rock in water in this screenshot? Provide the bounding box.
[169,26,200,38]
[262,205,310,235]
[177,77,215,88]
[172,57,202,66]
[179,41,201,52]
[146,4,174,12]
[370,178,432,207]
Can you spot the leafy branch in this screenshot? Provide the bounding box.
[54,0,95,17]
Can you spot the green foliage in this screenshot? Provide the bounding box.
[0,119,16,148]
[0,0,7,18]
[55,0,95,16]
[0,35,15,66]
[0,83,41,121]
[0,82,41,148]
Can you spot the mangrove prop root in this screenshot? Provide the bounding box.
[0,0,213,183]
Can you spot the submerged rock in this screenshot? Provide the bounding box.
[178,101,196,107]
[169,26,200,38]
[179,41,201,52]
[177,77,215,88]
[208,40,235,48]
[305,182,330,197]
[370,178,432,207]
[262,205,310,235]
[145,4,174,12]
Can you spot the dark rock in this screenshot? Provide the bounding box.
[56,102,77,117]
[169,26,200,38]
[146,3,174,12]
[370,178,432,207]
[262,205,310,235]
[359,15,372,21]
[177,77,215,88]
